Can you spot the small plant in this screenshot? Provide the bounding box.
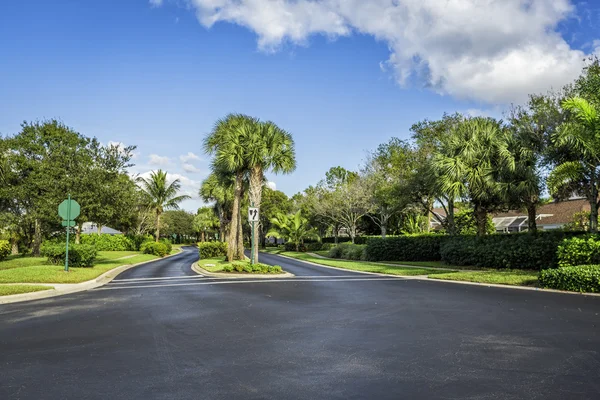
[243,265,253,273]
[160,239,173,254]
[198,242,228,259]
[252,264,262,273]
[222,264,233,273]
[140,241,168,257]
[0,240,10,261]
[268,265,283,274]
[232,261,246,273]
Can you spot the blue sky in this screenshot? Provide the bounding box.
[1,0,599,211]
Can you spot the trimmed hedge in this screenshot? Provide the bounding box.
[81,234,134,251]
[41,243,98,267]
[440,231,582,270]
[227,261,283,274]
[140,241,168,257]
[198,242,227,259]
[557,235,600,267]
[328,243,366,260]
[0,240,10,261]
[365,235,447,262]
[284,242,307,252]
[539,265,600,292]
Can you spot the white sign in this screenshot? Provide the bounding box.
[248,207,259,222]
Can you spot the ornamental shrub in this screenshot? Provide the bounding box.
[365,234,447,262]
[284,242,307,252]
[557,235,600,267]
[222,264,233,273]
[243,265,253,273]
[80,234,134,251]
[268,265,283,273]
[140,241,168,257]
[305,242,323,252]
[198,242,227,259]
[232,261,246,273]
[328,243,366,260]
[160,239,173,255]
[539,265,600,292]
[127,234,154,251]
[41,243,97,267]
[0,240,10,261]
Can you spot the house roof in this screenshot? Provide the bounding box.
[494,199,590,226]
[80,222,123,235]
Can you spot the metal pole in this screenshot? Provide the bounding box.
[251,202,255,265]
[65,194,70,272]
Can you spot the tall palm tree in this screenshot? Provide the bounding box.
[434,117,514,236]
[548,97,600,232]
[137,170,191,242]
[266,211,318,251]
[199,171,234,242]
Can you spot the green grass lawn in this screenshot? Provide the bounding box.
[196,257,233,272]
[0,284,54,296]
[430,269,539,286]
[0,251,160,284]
[271,251,452,276]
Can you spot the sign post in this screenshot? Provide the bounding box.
[248,206,259,265]
[58,195,80,272]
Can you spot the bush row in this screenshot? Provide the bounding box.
[81,234,135,251]
[140,239,172,257]
[0,240,10,261]
[365,234,447,262]
[539,265,600,292]
[556,235,600,267]
[41,243,98,267]
[198,242,227,259]
[328,243,366,260]
[222,262,283,274]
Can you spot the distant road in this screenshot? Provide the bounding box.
[1,247,599,399]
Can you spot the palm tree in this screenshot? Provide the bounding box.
[199,171,234,242]
[137,170,191,242]
[434,117,514,236]
[548,97,600,232]
[266,211,318,251]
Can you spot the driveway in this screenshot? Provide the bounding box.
[1,247,599,399]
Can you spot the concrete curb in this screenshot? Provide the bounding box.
[0,248,185,305]
[191,262,295,279]
[264,252,600,298]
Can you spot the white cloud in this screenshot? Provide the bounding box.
[148,154,171,166]
[157,0,594,105]
[266,181,277,191]
[180,152,202,163]
[149,0,163,7]
[107,141,139,159]
[182,163,201,173]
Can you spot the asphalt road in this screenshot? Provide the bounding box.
[1,247,599,400]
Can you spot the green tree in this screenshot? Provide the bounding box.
[266,211,318,251]
[161,210,196,243]
[199,171,234,242]
[194,207,219,242]
[433,117,514,236]
[137,170,191,242]
[548,97,600,232]
[259,187,292,247]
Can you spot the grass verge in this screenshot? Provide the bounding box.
[429,270,539,286]
[197,257,284,274]
[0,251,160,284]
[0,284,54,296]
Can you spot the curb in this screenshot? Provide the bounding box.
[263,252,600,298]
[191,262,295,279]
[0,248,186,305]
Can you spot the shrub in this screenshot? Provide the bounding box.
[127,234,154,251]
[284,242,306,252]
[198,242,227,259]
[232,261,246,273]
[160,239,173,255]
[268,265,283,273]
[41,243,97,267]
[222,264,233,273]
[305,242,323,252]
[557,235,600,267]
[0,240,10,261]
[440,231,583,270]
[366,234,447,262]
[80,234,134,251]
[321,243,334,251]
[243,265,253,273]
[539,265,600,293]
[328,243,366,260]
[140,241,168,257]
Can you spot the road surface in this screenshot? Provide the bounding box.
[1,247,599,399]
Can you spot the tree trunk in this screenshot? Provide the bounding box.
[334,224,339,245]
[474,205,488,237]
[590,179,599,233]
[201,231,205,242]
[381,222,387,239]
[237,206,244,260]
[11,235,18,255]
[227,171,244,261]
[155,212,161,242]
[76,222,82,244]
[248,165,263,263]
[97,224,102,235]
[446,198,456,235]
[32,218,42,257]
[527,202,538,233]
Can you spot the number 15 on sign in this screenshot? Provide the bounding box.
[248,207,259,222]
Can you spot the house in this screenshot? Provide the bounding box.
[80,222,123,235]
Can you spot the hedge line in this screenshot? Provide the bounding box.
[539,265,600,292]
[365,231,585,270]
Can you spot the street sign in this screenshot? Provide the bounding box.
[248,207,259,222]
[61,220,76,227]
[58,199,80,220]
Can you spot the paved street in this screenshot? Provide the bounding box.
[1,247,599,399]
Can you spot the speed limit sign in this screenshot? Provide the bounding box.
[248,207,259,222]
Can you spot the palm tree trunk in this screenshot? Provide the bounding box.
[248,165,263,263]
[155,211,161,242]
[474,204,488,237]
[527,202,538,233]
[590,179,599,233]
[447,198,456,235]
[237,206,244,260]
[227,171,244,261]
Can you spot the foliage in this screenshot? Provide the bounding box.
[126,234,154,251]
[454,210,495,235]
[328,243,366,260]
[161,239,173,254]
[440,231,583,270]
[267,210,318,251]
[222,264,233,272]
[198,242,228,259]
[194,207,220,242]
[0,240,10,261]
[284,242,306,252]
[539,265,600,293]
[137,170,191,242]
[41,243,98,267]
[140,241,168,257]
[305,242,324,251]
[80,234,134,251]
[365,235,446,262]
[161,210,196,242]
[557,236,600,267]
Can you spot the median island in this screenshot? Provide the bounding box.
[195,242,289,277]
